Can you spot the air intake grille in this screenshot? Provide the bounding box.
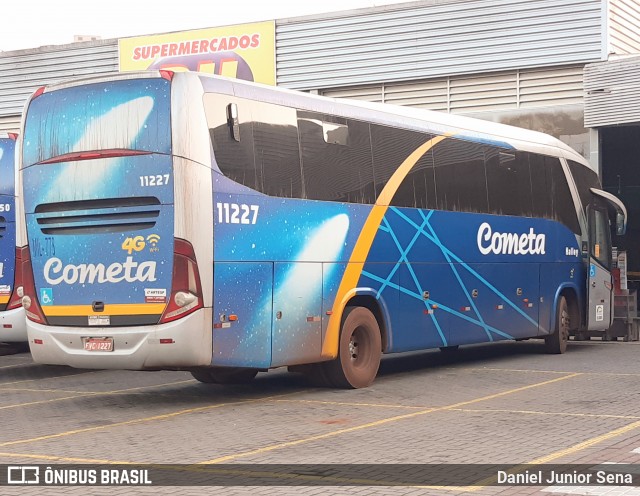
[35,197,161,235]
[0,216,5,238]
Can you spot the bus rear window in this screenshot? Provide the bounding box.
[23,78,171,167]
[0,138,16,196]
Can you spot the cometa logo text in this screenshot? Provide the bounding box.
[477,222,546,255]
[43,257,157,285]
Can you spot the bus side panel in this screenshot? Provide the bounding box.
[212,262,273,368]
[394,262,453,351]
[450,263,540,345]
[0,204,15,309]
[0,137,16,312]
[539,262,585,335]
[271,262,322,367]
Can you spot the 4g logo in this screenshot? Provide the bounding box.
[121,234,161,254]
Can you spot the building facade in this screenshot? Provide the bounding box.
[1,0,640,266]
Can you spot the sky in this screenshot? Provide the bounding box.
[1,0,412,52]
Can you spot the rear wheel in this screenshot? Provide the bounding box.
[545,296,569,354]
[322,306,382,389]
[190,367,258,384]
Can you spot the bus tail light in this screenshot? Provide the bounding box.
[32,86,46,99]
[159,238,203,324]
[6,248,24,311]
[19,246,47,324]
[159,70,174,81]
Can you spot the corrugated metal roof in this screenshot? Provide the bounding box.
[609,0,640,54]
[584,55,640,127]
[0,40,118,117]
[0,116,20,133]
[277,0,605,90]
[321,65,584,114]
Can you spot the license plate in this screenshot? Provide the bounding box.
[83,337,114,352]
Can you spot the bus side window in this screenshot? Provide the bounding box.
[590,203,612,269]
[547,156,581,234]
[485,147,534,217]
[371,124,437,209]
[298,112,376,204]
[528,152,554,220]
[567,160,600,214]
[432,138,488,213]
[252,103,302,198]
[204,95,259,191]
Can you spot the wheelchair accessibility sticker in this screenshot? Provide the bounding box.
[40,288,53,306]
[589,264,596,278]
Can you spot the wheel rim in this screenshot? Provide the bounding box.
[561,307,570,343]
[349,327,368,365]
[349,335,358,360]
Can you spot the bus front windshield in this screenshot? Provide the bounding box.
[22,78,171,167]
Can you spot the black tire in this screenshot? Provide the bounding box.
[545,296,569,354]
[190,366,258,384]
[322,306,382,389]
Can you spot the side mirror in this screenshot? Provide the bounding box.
[616,212,626,236]
[226,103,240,142]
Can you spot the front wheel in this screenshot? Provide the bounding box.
[322,306,382,389]
[190,366,258,384]
[545,296,569,354]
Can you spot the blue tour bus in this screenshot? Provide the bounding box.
[0,132,27,343]
[17,71,626,388]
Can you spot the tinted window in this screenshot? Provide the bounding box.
[485,148,534,217]
[23,78,172,167]
[528,152,554,220]
[368,125,438,209]
[252,103,302,198]
[206,96,259,191]
[432,138,488,213]
[567,160,600,212]
[206,96,302,198]
[590,203,612,269]
[371,124,434,206]
[548,156,580,233]
[298,112,375,203]
[0,137,16,196]
[392,147,438,209]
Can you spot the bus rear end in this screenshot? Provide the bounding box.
[0,133,26,342]
[20,73,212,369]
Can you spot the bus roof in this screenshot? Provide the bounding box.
[29,70,589,167]
[195,72,588,166]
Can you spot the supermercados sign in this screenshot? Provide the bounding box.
[118,21,275,85]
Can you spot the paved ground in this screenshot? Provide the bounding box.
[0,338,639,495]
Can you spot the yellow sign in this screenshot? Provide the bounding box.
[118,21,275,85]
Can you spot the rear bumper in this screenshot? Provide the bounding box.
[0,307,28,342]
[27,308,212,370]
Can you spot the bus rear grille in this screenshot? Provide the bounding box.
[0,216,5,238]
[35,197,161,235]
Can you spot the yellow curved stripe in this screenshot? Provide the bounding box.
[321,134,449,358]
[42,303,166,317]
